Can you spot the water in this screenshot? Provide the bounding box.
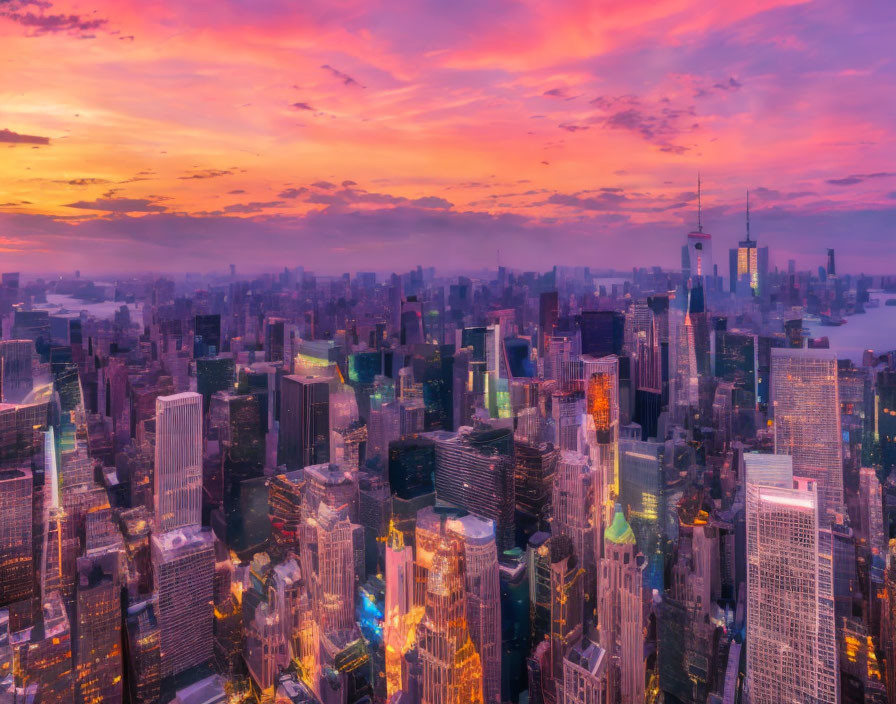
[803,292,896,363]
[39,294,142,320]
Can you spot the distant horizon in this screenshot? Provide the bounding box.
[2,1,894,274]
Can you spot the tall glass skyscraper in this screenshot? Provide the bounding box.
[771,348,844,518]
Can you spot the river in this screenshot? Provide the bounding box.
[803,291,896,363]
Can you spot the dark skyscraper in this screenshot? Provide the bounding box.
[279,375,330,469]
[579,311,624,358]
[193,313,221,358]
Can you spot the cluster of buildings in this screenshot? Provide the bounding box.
[0,212,895,704]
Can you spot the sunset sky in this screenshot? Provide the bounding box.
[1,0,894,275]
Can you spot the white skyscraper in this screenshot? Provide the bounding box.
[771,348,844,519]
[746,476,838,704]
[154,392,203,532]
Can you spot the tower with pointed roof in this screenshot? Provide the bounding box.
[598,505,646,704]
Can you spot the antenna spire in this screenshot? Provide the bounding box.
[697,173,703,233]
[745,189,751,241]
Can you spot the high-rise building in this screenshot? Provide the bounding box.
[302,502,356,633]
[193,314,221,358]
[447,514,502,704]
[597,506,646,704]
[75,547,123,704]
[268,469,305,551]
[715,330,758,409]
[0,340,33,403]
[279,375,330,469]
[124,599,161,704]
[196,357,235,411]
[547,534,585,702]
[303,462,360,524]
[12,590,74,703]
[672,307,699,419]
[152,527,215,677]
[0,467,33,607]
[771,348,844,518]
[581,355,620,547]
[388,437,436,500]
[552,451,596,600]
[154,392,203,532]
[745,477,838,704]
[618,439,665,591]
[579,312,624,359]
[430,426,515,551]
[682,177,713,291]
[514,439,557,525]
[384,523,416,699]
[727,192,767,297]
[416,533,484,704]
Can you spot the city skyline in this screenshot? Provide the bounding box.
[2,0,895,273]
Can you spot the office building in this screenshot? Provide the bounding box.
[745,477,838,704]
[75,548,123,704]
[154,392,203,532]
[0,467,33,606]
[430,426,515,550]
[152,527,215,677]
[279,375,330,469]
[771,348,844,518]
[0,340,33,403]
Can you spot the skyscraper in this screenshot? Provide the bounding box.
[384,523,416,699]
[279,375,330,469]
[618,439,665,591]
[682,176,713,291]
[728,191,766,297]
[152,527,215,677]
[430,426,515,551]
[75,547,123,704]
[12,590,74,703]
[447,514,502,704]
[771,348,844,518]
[579,311,624,359]
[746,477,838,703]
[417,533,484,704]
[597,506,646,704]
[302,502,356,633]
[0,467,33,607]
[552,451,596,600]
[154,392,203,533]
[0,340,33,403]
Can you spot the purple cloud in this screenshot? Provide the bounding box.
[826,172,896,186]
[543,87,576,100]
[222,200,284,213]
[278,187,309,199]
[177,169,233,180]
[1,7,107,36]
[65,197,166,213]
[0,128,50,145]
[321,64,364,88]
